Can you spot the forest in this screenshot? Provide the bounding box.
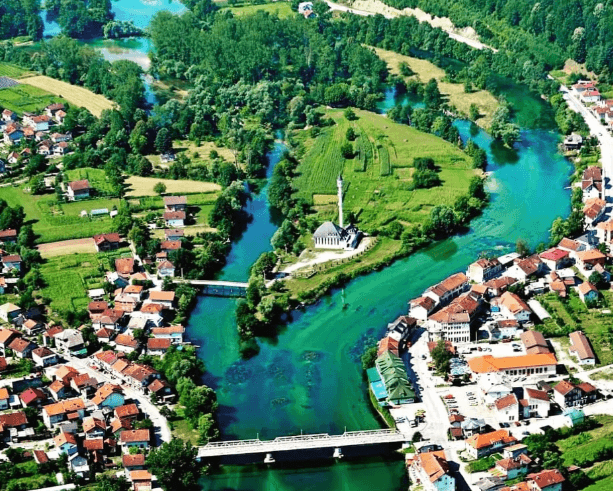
[0,0,43,41]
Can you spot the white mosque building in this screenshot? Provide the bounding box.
[312,175,361,250]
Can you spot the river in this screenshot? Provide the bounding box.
[44,3,572,488]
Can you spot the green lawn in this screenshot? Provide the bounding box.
[557,415,613,468]
[0,83,62,114]
[293,108,476,233]
[0,62,30,78]
[39,247,131,314]
[65,167,119,196]
[226,1,294,18]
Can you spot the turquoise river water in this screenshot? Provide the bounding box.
[45,2,573,488]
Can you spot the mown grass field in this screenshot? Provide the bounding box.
[0,62,31,78]
[226,1,294,18]
[39,247,131,313]
[125,176,221,197]
[0,83,62,114]
[293,108,476,232]
[65,167,119,196]
[19,75,115,117]
[372,47,500,129]
[174,139,236,163]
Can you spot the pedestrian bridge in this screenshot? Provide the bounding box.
[196,429,408,460]
[173,279,248,297]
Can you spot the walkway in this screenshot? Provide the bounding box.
[174,279,248,288]
[196,429,407,458]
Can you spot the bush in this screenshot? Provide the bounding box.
[341,142,354,159]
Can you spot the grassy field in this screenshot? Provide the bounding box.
[175,139,236,163]
[0,83,62,114]
[125,176,221,197]
[65,168,119,196]
[293,108,476,232]
[0,62,31,78]
[372,47,500,129]
[557,415,613,469]
[39,247,130,314]
[226,1,294,18]
[19,75,115,117]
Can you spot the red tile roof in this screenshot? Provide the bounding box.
[466,429,517,450]
[569,331,596,361]
[527,469,565,488]
[68,180,89,191]
[120,429,150,443]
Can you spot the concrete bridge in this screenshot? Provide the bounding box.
[173,279,248,297]
[196,429,408,462]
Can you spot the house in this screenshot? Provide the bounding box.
[468,353,558,377]
[55,110,66,124]
[539,249,571,271]
[8,338,36,358]
[70,373,99,399]
[465,429,517,459]
[54,329,86,356]
[115,403,140,422]
[495,394,519,423]
[123,454,146,477]
[1,255,21,273]
[114,294,138,313]
[91,383,125,409]
[526,469,565,491]
[583,198,606,226]
[4,127,24,145]
[581,90,601,103]
[69,453,90,478]
[0,356,6,373]
[568,330,596,365]
[55,365,80,384]
[120,429,150,451]
[577,282,599,303]
[42,398,86,428]
[0,327,20,349]
[147,338,171,356]
[163,195,187,211]
[2,109,16,122]
[93,309,123,331]
[115,257,135,277]
[123,284,144,302]
[582,166,603,199]
[67,180,90,201]
[165,229,184,241]
[478,374,512,404]
[409,449,455,491]
[93,233,121,252]
[558,237,585,254]
[467,258,503,283]
[130,470,153,489]
[33,450,49,465]
[563,133,583,151]
[54,431,78,456]
[494,319,520,340]
[483,277,517,297]
[427,309,471,345]
[48,380,71,401]
[22,319,43,335]
[572,81,597,93]
[409,296,436,320]
[524,388,550,418]
[157,260,176,278]
[506,255,543,282]
[114,334,139,353]
[520,331,550,355]
[96,327,114,343]
[0,303,21,322]
[495,455,531,480]
[423,272,469,306]
[45,103,65,118]
[499,292,532,323]
[19,387,46,408]
[88,301,108,318]
[148,379,173,400]
[151,325,184,344]
[32,347,59,367]
[554,380,598,408]
[160,240,181,253]
[0,277,8,295]
[576,249,606,271]
[147,290,175,309]
[0,411,29,441]
[122,363,160,389]
[163,210,185,227]
[0,229,17,243]
[0,388,9,410]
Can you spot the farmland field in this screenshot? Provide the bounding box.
[293,108,476,232]
[226,1,293,18]
[37,238,97,258]
[0,84,62,114]
[0,62,31,78]
[125,176,221,197]
[372,47,500,129]
[39,247,131,313]
[19,75,114,117]
[65,168,119,196]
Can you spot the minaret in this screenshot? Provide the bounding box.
[337,174,344,229]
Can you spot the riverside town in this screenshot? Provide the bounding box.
[3,0,613,491]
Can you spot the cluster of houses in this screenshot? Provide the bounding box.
[572,80,613,132]
[1,104,72,173]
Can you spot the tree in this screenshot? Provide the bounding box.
[155,127,172,154]
[29,174,46,195]
[153,182,167,195]
[516,239,530,256]
[469,103,480,121]
[96,475,130,491]
[345,127,356,141]
[129,121,148,155]
[361,345,378,370]
[589,271,604,287]
[146,439,201,491]
[340,142,353,159]
[412,431,423,443]
[431,339,453,374]
[423,79,442,109]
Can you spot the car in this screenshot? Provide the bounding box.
[421,355,427,360]
[500,422,510,428]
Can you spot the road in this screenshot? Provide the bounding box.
[561,84,613,203]
[324,0,497,52]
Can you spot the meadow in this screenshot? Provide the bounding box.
[125,175,221,197]
[0,62,31,78]
[0,83,62,114]
[372,47,500,129]
[293,108,476,233]
[19,75,115,117]
[39,247,131,314]
[556,415,613,467]
[226,1,294,18]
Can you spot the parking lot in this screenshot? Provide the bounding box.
[440,385,498,427]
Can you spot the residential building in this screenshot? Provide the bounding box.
[163,195,187,211]
[32,347,59,367]
[160,240,181,253]
[163,210,185,227]
[120,429,150,451]
[0,411,29,442]
[483,277,517,297]
[0,327,19,349]
[583,198,606,226]
[499,292,532,323]
[495,394,519,423]
[409,449,455,491]
[91,383,125,409]
[468,353,558,377]
[557,237,585,254]
[0,388,9,410]
[165,229,184,241]
[520,331,550,355]
[0,303,21,322]
[577,282,599,303]
[575,249,606,270]
[67,180,90,200]
[123,284,144,302]
[123,454,146,477]
[88,301,108,318]
[147,290,175,309]
[465,429,517,459]
[93,233,121,252]
[524,388,550,418]
[539,248,571,271]
[467,258,503,283]
[22,319,43,335]
[54,431,78,456]
[147,338,171,357]
[0,229,17,243]
[596,219,613,243]
[114,334,139,353]
[19,387,46,408]
[8,337,36,358]
[115,258,135,277]
[506,255,543,282]
[563,134,583,151]
[115,403,140,422]
[114,294,138,313]
[157,260,176,277]
[554,380,598,408]
[409,296,436,320]
[151,325,184,344]
[526,469,565,491]
[148,379,173,401]
[42,398,86,428]
[568,330,596,365]
[54,329,86,356]
[423,272,469,307]
[1,254,21,273]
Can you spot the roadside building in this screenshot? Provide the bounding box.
[568,330,596,365]
[583,198,606,226]
[467,258,503,283]
[468,353,558,377]
[499,292,532,323]
[539,248,571,271]
[520,331,550,355]
[506,255,543,282]
[147,290,175,309]
[408,449,455,491]
[554,380,598,408]
[409,296,436,320]
[495,394,519,423]
[524,388,550,418]
[575,249,606,271]
[423,272,469,307]
[120,429,150,452]
[93,233,121,252]
[91,383,125,410]
[54,329,86,356]
[42,398,86,428]
[374,351,415,405]
[32,347,59,367]
[157,260,176,278]
[465,429,517,459]
[526,469,565,491]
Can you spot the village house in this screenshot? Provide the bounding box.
[147,290,175,309]
[48,380,70,402]
[521,331,551,355]
[123,453,146,477]
[93,309,123,331]
[526,469,565,491]
[93,233,121,252]
[583,198,607,226]
[577,282,599,303]
[596,220,613,245]
[539,248,571,271]
[115,403,140,422]
[91,383,125,410]
[160,240,181,253]
[69,453,90,478]
[114,294,138,313]
[163,195,187,212]
[0,327,20,349]
[581,89,601,103]
[42,398,86,428]
[157,260,176,278]
[563,133,583,151]
[148,379,174,401]
[70,373,100,399]
[0,229,17,243]
[155,251,168,263]
[1,255,22,274]
[147,338,171,357]
[524,388,550,418]
[494,455,531,480]
[468,353,558,377]
[55,431,78,456]
[21,319,44,336]
[499,292,532,323]
[115,257,135,277]
[2,109,16,122]
[568,330,596,365]
[66,180,90,201]
[165,228,184,241]
[151,325,184,344]
[572,80,597,93]
[478,373,512,405]
[483,277,517,297]
[20,387,47,408]
[96,327,115,343]
[32,347,59,367]
[120,429,150,452]
[465,429,517,459]
[130,470,153,490]
[0,388,9,410]
[8,337,36,358]
[54,329,86,356]
[467,258,503,283]
[557,237,585,254]
[163,210,185,227]
[554,380,598,408]
[0,303,21,323]
[409,449,455,491]
[495,394,520,423]
[123,284,144,302]
[423,272,469,307]
[4,126,24,145]
[582,166,603,199]
[45,103,65,118]
[409,296,436,320]
[0,411,29,442]
[506,255,543,282]
[114,334,139,353]
[88,300,108,318]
